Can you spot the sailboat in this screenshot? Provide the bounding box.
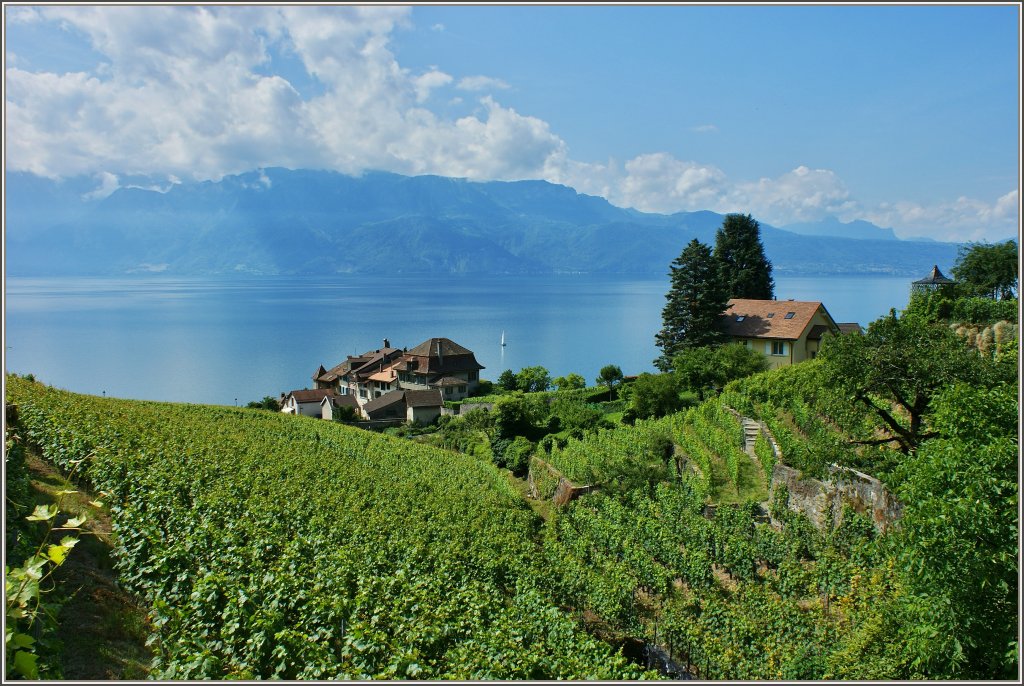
[501,330,506,347]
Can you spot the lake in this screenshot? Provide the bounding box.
[3,273,915,406]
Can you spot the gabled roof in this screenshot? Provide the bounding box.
[286,388,337,404]
[837,322,864,335]
[723,299,837,340]
[321,394,359,408]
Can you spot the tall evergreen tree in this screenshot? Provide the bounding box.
[714,213,775,299]
[654,238,729,371]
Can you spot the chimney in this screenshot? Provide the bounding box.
[436,340,443,364]
[384,338,390,349]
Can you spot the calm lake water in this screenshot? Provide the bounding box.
[4,273,915,406]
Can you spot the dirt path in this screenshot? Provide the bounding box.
[26,452,153,680]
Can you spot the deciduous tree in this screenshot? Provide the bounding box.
[951,240,1018,300]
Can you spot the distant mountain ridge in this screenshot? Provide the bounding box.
[5,168,963,277]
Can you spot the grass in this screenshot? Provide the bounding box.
[707,448,769,506]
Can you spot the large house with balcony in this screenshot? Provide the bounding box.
[312,337,484,416]
[722,299,860,369]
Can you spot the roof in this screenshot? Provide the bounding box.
[405,390,443,408]
[362,390,406,414]
[321,394,359,408]
[286,388,337,404]
[722,299,836,340]
[912,265,956,285]
[431,376,468,387]
[406,337,474,357]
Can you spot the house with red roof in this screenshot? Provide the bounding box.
[722,299,860,369]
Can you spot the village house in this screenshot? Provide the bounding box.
[361,389,445,424]
[722,298,861,370]
[280,388,339,417]
[319,393,360,421]
[310,336,484,420]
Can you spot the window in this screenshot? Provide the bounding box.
[771,341,786,355]
[784,312,796,319]
[468,371,478,382]
[458,385,467,394]
[767,312,775,318]
[735,315,745,322]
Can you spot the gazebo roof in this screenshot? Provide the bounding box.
[912,265,956,285]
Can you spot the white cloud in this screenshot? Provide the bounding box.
[83,171,120,199]
[864,190,1020,242]
[413,69,453,103]
[4,6,1017,243]
[457,75,510,92]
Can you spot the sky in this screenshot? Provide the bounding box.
[3,2,1021,242]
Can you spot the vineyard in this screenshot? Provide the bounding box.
[6,356,1017,680]
[4,376,647,680]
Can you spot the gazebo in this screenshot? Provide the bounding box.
[911,264,956,292]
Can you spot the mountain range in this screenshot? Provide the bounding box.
[4,168,963,277]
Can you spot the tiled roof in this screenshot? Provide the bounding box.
[723,299,833,340]
[405,390,443,407]
[430,376,467,387]
[407,337,474,357]
[322,394,359,408]
[287,388,337,404]
[362,390,406,414]
[837,323,864,335]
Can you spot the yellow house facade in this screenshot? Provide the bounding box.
[722,299,854,370]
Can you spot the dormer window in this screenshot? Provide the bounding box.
[735,315,745,322]
[767,312,775,318]
[784,312,796,319]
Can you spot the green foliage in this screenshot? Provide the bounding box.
[497,369,518,391]
[331,405,358,422]
[950,296,1018,324]
[713,213,775,300]
[245,396,281,411]
[552,373,586,391]
[655,238,729,370]
[596,365,623,399]
[674,343,768,400]
[624,372,688,421]
[548,396,609,439]
[893,382,1018,679]
[6,375,644,680]
[818,311,996,453]
[3,434,85,681]
[951,239,1018,300]
[515,366,552,393]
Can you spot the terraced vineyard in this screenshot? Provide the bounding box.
[5,375,646,680]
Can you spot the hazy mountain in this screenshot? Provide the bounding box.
[5,168,962,277]
[781,216,899,241]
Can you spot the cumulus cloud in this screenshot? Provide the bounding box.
[4,5,1017,243]
[5,5,561,184]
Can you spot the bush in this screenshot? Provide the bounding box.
[951,297,1018,325]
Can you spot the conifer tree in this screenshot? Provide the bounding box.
[654,238,729,371]
[713,213,775,299]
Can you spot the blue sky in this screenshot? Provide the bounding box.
[4,3,1020,242]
